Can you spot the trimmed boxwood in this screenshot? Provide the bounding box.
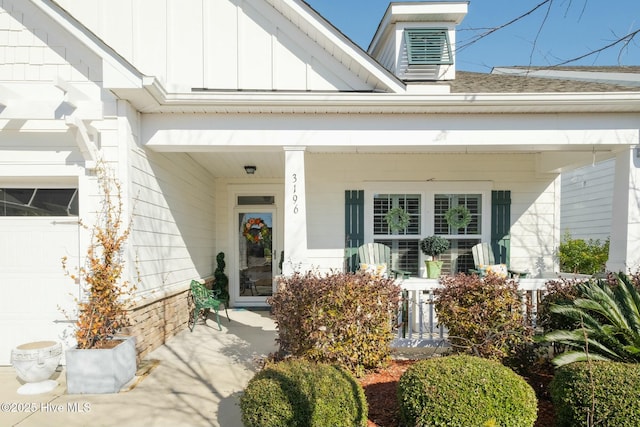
[551,361,640,427]
[240,359,368,427]
[398,355,537,427]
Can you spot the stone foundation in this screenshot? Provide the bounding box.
[122,279,215,361]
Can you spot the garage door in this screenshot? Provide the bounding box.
[0,188,80,365]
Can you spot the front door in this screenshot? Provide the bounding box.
[236,210,276,305]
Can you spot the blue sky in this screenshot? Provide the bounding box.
[304,0,640,72]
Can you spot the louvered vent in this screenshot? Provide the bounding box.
[404,28,452,65]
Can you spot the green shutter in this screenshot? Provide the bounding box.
[345,190,364,272]
[491,191,511,267]
[405,28,453,65]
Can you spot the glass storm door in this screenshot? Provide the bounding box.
[238,211,275,301]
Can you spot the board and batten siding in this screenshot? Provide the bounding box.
[129,147,217,296]
[302,152,559,277]
[561,159,614,242]
[54,0,375,92]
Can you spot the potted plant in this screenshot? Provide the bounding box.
[62,165,137,394]
[420,236,450,278]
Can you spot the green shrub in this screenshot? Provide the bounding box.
[398,355,537,427]
[240,359,367,427]
[543,273,640,366]
[551,361,640,427]
[558,231,609,275]
[434,273,533,362]
[538,278,582,333]
[268,271,401,374]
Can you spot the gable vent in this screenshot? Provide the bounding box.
[405,28,452,65]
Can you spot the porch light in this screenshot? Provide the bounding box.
[244,165,257,175]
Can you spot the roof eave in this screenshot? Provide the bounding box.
[116,89,640,114]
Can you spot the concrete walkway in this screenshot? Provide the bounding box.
[0,309,278,427]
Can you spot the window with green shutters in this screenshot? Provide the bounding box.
[345,189,509,276]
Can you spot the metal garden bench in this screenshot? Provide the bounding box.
[188,280,227,332]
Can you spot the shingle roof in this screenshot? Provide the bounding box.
[447,70,640,93]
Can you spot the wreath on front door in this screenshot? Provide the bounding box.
[384,207,411,233]
[243,218,270,243]
[444,205,472,229]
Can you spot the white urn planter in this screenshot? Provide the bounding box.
[65,336,137,394]
[11,341,63,395]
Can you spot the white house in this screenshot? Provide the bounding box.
[493,66,640,244]
[1,0,639,365]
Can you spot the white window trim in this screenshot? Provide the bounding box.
[362,181,493,256]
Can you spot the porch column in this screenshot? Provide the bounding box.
[606,147,640,273]
[282,146,308,276]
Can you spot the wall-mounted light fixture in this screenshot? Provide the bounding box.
[244,165,257,175]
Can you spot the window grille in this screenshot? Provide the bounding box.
[434,194,481,235]
[374,194,420,235]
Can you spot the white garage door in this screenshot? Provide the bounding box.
[0,189,80,365]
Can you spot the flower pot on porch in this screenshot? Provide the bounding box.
[425,260,443,278]
[65,336,136,394]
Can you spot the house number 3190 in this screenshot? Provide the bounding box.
[292,173,299,214]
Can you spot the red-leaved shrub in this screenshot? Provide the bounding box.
[434,273,533,361]
[268,271,401,375]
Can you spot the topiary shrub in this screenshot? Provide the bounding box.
[212,252,229,303]
[551,361,640,427]
[268,271,401,375]
[240,359,368,427]
[398,355,537,427]
[434,273,533,362]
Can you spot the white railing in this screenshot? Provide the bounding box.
[391,277,552,349]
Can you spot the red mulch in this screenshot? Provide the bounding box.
[359,360,555,427]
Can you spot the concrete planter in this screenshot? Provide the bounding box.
[11,341,62,395]
[65,336,136,394]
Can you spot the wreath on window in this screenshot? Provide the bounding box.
[444,205,472,229]
[243,218,270,243]
[384,207,411,232]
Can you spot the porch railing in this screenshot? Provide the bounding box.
[391,277,551,349]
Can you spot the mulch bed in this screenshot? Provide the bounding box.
[359,360,555,427]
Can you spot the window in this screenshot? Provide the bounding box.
[0,188,78,216]
[374,194,421,276]
[435,194,482,274]
[369,192,485,276]
[434,194,481,236]
[404,28,453,65]
[237,195,275,206]
[374,194,420,236]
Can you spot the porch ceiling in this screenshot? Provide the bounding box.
[185,144,619,178]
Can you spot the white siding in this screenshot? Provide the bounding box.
[55,0,375,92]
[302,153,559,277]
[561,159,614,241]
[130,148,217,295]
[0,1,102,84]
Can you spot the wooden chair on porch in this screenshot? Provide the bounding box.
[357,242,411,279]
[470,242,527,278]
